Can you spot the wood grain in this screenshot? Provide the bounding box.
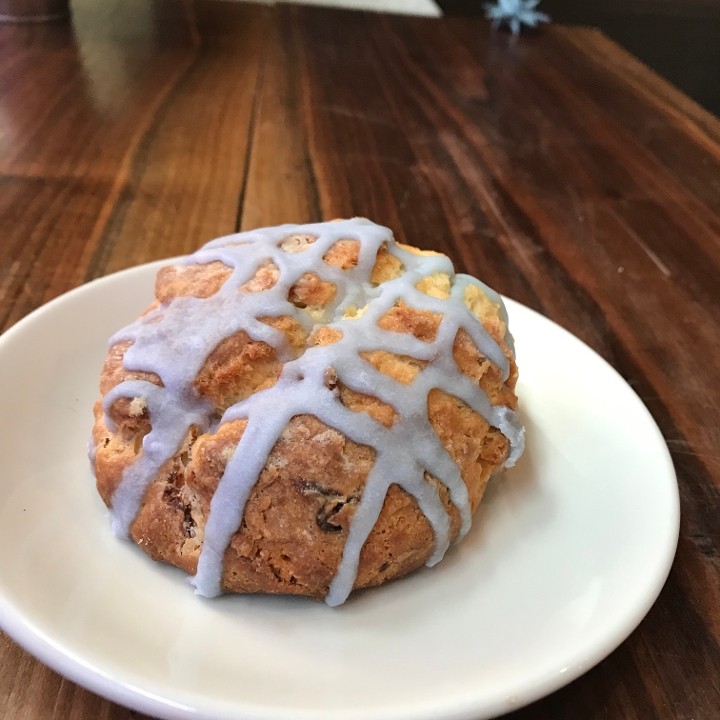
[240,8,321,228]
[0,0,268,332]
[0,2,719,719]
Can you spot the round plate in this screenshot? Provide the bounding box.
[0,260,679,720]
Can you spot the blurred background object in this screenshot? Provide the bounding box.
[0,0,69,22]
[437,0,720,115]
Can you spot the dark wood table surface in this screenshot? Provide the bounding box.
[437,0,720,117]
[1,1,719,718]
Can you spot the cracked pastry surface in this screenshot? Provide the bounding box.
[91,219,524,605]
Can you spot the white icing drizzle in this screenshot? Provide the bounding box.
[101,219,525,606]
[103,380,212,536]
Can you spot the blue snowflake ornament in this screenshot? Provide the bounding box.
[484,0,550,35]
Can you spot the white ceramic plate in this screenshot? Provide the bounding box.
[0,260,679,720]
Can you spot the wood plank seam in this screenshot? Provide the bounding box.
[233,29,269,232]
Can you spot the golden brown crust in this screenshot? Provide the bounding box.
[92,231,519,600]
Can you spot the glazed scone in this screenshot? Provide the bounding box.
[91,219,524,606]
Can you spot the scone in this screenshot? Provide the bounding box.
[91,218,524,606]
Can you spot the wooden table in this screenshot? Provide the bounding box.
[1,1,719,717]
